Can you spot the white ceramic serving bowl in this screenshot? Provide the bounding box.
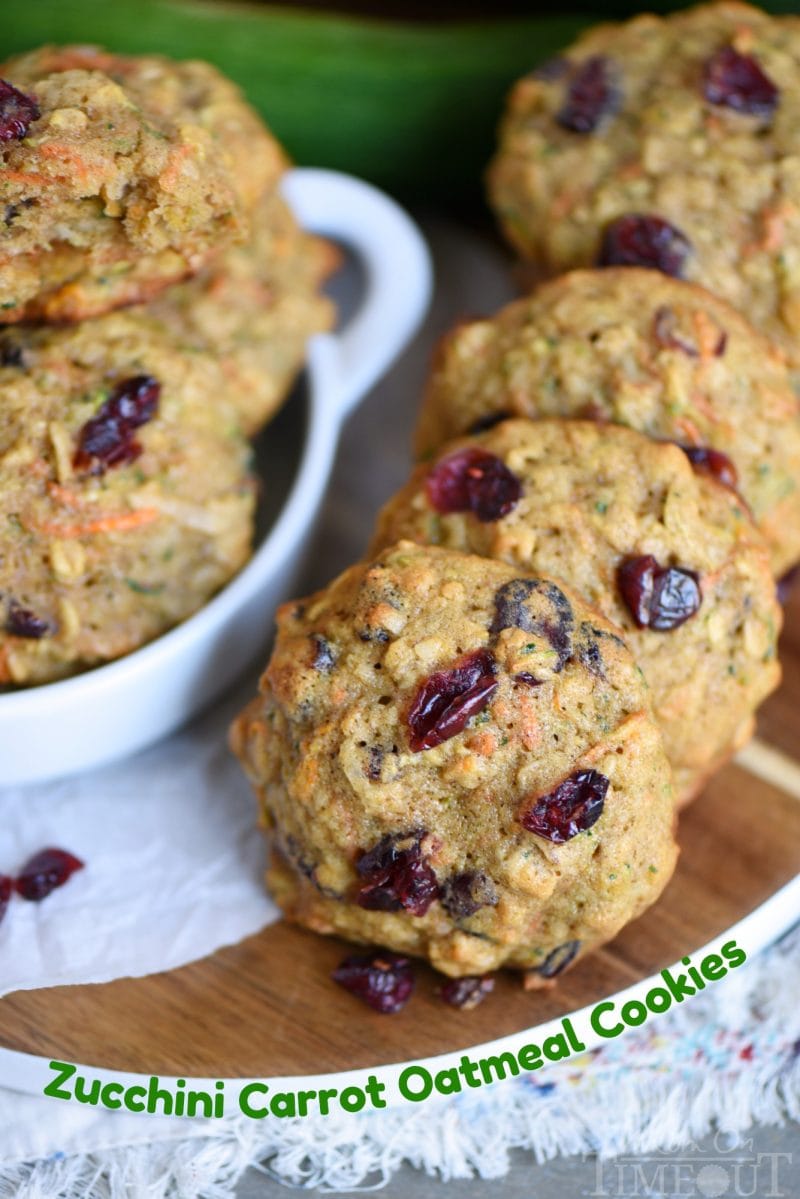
[0,168,432,786]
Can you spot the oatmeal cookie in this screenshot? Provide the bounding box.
[488,2,800,364]
[376,421,781,804]
[231,541,677,979]
[415,269,800,576]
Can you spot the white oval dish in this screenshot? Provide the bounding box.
[0,168,432,786]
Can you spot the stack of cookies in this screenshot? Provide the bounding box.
[0,46,335,685]
[233,1,797,994]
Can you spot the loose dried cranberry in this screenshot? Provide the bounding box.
[704,46,778,118]
[6,602,50,639]
[440,975,495,1010]
[520,770,608,843]
[440,871,497,921]
[332,952,415,1014]
[491,579,574,671]
[557,56,619,133]
[0,79,40,142]
[15,848,84,901]
[426,448,522,522]
[0,876,11,927]
[468,411,511,435]
[618,555,657,627]
[73,374,160,474]
[356,830,439,915]
[598,214,691,278]
[618,555,701,631]
[536,940,581,979]
[407,648,498,752]
[310,634,336,672]
[680,444,738,490]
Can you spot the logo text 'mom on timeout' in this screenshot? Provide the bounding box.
[588,1135,793,1198]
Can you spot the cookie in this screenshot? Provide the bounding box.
[488,2,800,364]
[375,421,782,805]
[415,269,800,577]
[230,541,677,979]
[0,45,287,322]
[149,187,338,435]
[0,311,255,685]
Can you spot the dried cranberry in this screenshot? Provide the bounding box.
[332,952,415,1014]
[356,830,439,915]
[679,444,738,490]
[491,579,574,671]
[653,306,699,356]
[598,214,691,278]
[6,602,50,639]
[407,648,498,752]
[618,555,701,631]
[704,46,778,118]
[0,79,40,142]
[520,770,608,843]
[426,448,521,522]
[468,411,511,435]
[557,56,619,133]
[310,634,336,672]
[15,848,84,901]
[440,871,497,921]
[535,940,581,979]
[0,876,11,927]
[515,671,543,687]
[653,306,726,357]
[73,375,160,474]
[440,975,495,1010]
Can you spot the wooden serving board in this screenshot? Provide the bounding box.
[0,586,798,1081]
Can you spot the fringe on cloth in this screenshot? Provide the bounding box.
[3,925,799,1198]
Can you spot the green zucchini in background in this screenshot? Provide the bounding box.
[1,0,590,207]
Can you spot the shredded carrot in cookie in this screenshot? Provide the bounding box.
[35,508,159,538]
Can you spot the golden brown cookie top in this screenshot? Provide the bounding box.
[416,268,800,576]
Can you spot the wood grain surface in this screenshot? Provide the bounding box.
[0,585,797,1079]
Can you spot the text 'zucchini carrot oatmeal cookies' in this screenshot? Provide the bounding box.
[488,1,800,364]
[230,541,678,981]
[0,312,256,686]
[373,422,782,806]
[415,268,800,577]
[0,44,287,323]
